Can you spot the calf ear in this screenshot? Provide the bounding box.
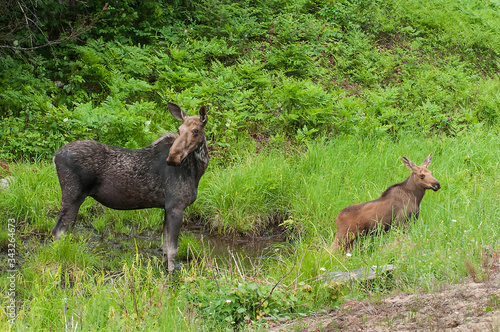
[402,156,417,171]
[421,153,433,167]
[168,102,188,121]
[199,105,208,126]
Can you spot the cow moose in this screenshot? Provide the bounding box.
[331,153,440,252]
[52,102,209,272]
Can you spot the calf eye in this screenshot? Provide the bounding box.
[193,129,199,134]
[420,174,425,179]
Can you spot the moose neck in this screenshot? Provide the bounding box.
[402,173,426,206]
[193,140,209,176]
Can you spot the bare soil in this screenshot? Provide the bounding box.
[268,271,500,331]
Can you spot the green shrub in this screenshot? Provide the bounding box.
[180,276,314,329]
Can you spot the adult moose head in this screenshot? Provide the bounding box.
[331,153,440,252]
[52,102,209,272]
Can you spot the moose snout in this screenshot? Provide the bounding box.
[166,159,181,166]
[166,155,183,166]
[166,146,185,166]
[166,150,187,166]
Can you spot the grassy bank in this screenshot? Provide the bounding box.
[1,130,500,329]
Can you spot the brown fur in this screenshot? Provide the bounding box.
[331,153,440,252]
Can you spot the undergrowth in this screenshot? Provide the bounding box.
[1,0,500,160]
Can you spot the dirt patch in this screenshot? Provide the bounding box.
[0,160,10,173]
[269,272,500,331]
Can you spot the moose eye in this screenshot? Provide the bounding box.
[420,174,425,179]
[193,129,199,134]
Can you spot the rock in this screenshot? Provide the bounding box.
[322,264,394,283]
[0,176,13,189]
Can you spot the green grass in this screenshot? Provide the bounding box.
[2,257,194,331]
[392,0,500,59]
[1,130,500,329]
[195,129,500,241]
[0,162,61,235]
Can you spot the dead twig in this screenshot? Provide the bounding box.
[256,265,294,311]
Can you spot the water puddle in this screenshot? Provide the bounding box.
[183,223,288,260]
[87,222,289,269]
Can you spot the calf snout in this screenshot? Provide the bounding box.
[431,181,441,191]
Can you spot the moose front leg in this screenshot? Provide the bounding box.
[162,207,184,273]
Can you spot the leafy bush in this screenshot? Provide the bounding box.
[180,276,313,329]
[0,98,157,159]
[1,0,500,163]
[318,0,381,35]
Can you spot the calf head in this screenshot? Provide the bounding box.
[166,102,208,166]
[402,153,441,191]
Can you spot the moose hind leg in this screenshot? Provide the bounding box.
[52,192,86,239]
[162,207,184,273]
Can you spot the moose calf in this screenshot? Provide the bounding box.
[331,153,440,252]
[52,102,209,272]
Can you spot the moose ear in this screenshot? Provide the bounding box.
[199,105,208,126]
[168,102,188,121]
[421,153,433,168]
[402,156,417,171]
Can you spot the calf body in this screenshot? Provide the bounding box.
[331,153,440,252]
[52,102,209,272]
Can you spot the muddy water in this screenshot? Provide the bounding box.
[182,223,289,260]
[88,222,289,268]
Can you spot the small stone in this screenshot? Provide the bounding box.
[0,177,13,189]
[322,264,394,283]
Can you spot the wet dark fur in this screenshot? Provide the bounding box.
[53,134,207,211]
[52,103,209,272]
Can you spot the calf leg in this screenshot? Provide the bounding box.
[330,237,340,252]
[332,232,357,252]
[162,207,184,273]
[331,223,357,253]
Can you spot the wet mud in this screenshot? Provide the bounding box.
[81,221,289,268]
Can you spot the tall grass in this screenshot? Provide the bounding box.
[193,129,500,293]
[1,130,500,329]
[1,254,194,331]
[194,129,500,237]
[3,131,500,226]
[2,129,500,255]
[281,130,500,293]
